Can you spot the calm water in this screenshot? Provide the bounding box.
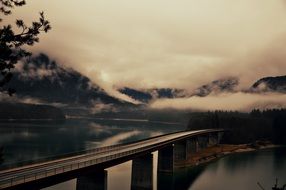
[42,147,286,190]
[189,148,286,190]
[0,119,285,190]
[0,119,184,168]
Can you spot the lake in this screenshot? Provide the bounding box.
[0,119,285,190]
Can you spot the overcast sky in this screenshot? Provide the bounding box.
[5,0,286,108]
[8,0,286,87]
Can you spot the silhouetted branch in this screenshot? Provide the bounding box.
[0,0,51,94]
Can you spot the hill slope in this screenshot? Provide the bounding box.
[251,75,286,93]
[9,53,126,107]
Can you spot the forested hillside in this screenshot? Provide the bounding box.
[0,103,65,121]
[187,109,286,144]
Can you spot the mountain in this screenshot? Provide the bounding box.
[192,77,239,97]
[119,88,153,103]
[118,87,186,103]
[149,88,186,98]
[119,77,239,103]
[251,75,286,93]
[8,53,128,108]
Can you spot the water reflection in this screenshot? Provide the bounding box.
[107,161,132,190]
[157,167,205,190]
[77,170,107,190]
[44,180,76,190]
[273,147,286,170]
[190,148,286,190]
[40,148,286,190]
[42,151,205,190]
[0,119,183,169]
[1,120,285,190]
[221,151,259,173]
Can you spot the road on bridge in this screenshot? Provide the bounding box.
[0,129,223,189]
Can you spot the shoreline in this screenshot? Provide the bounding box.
[177,142,284,168]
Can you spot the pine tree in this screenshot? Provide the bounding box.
[0,0,51,95]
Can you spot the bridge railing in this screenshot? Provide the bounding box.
[0,142,157,189]
[0,144,125,171]
[1,130,185,171]
[0,129,224,189]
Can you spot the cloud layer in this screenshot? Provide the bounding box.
[5,0,286,100]
[149,92,286,111]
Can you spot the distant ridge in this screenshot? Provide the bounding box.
[118,87,186,103]
[8,53,128,107]
[119,75,286,103]
[251,75,286,93]
[192,77,239,97]
[118,77,239,102]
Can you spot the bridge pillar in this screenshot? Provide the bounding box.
[76,170,107,190]
[174,141,187,164]
[218,132,224,143]
[158,141,191,172]
[197,135,208,151]
[187,137,198,154]
[185,137,198,161]
[131,154,153,190]
[158,145,174,173]
[208,133,219,147]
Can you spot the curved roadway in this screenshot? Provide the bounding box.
[0,129,223,189]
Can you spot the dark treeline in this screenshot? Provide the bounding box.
[0,147,3,166]
[187,109,286,145]
[0,103,65,121]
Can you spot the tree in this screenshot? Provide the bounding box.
[0,0,51,95]
[0,146,3,166]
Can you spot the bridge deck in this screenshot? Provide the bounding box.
[0,129,223,189]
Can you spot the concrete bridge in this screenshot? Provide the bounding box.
[0,129,224,190]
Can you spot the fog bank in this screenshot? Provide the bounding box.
[149,92,286,111]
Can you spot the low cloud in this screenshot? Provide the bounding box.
[5,0,286,103]
[14,58,60,81]
[102,87,142,104]
[149,92,286,112]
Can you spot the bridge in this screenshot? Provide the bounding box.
[0,129,224,190]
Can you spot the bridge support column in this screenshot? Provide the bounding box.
[218,132,224,143]
[174,141,188,168]
[76,170,107,190]
[197,135,208,151]
[158,141,190,172]
[186,137,198,159]
[208,133,219,147]
[187,138,198,153]
[158,145,174,173]
[131,154,153,190]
